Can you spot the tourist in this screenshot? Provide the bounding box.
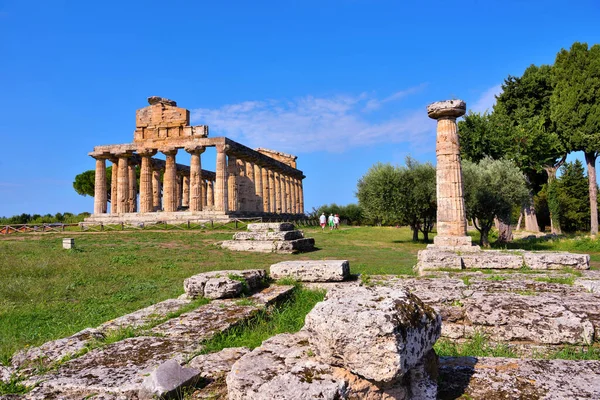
[328,214,334,230]
[334,214,340,229]
[319,213,327,231]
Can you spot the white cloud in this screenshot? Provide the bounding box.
[470,84,503,114]
[190,86,432,153]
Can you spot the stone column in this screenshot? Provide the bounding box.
[152,167,162,211]
[291,177,298,214]
[246,161,256,212]
[128,163,137,212]
[116,155,130,213]
[175,173,183,209]
[162,148,178,212]
[215,144,229,212]
[93,157,108,214]
[261,167,270,213]
[182,174,190,208]
[427,100,473,249]
[268,170,276,213]
[110,158,119,214]
[227,155,238,212]
[187,146,205,212]
[202,180,208,208]
[254,163,263,212]
[207,180,214,208]
[274,171,282,213]
[139,149,157,213]
[281,175,288,213]
[299,179,304,214]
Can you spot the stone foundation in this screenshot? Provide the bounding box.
[220,222,315,254]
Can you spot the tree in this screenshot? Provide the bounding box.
[551,42,600,236]
[73,166,113,202]
[356,158,436,241]
[556,160,591,232]
[462,158,529,247]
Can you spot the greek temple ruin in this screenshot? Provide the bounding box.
[85,97,305,223]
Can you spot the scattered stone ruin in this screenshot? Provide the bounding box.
[85,97,306,224]
[417,99,589,273]
[220,222,315,253]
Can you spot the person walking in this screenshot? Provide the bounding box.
[319,213,327,231]
[334,214,340,229]
[328,213,334,230]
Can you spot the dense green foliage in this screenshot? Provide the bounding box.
[73,166,113,201]
[462,158,529,247]
[0,212,90,225]
[556,161,591,232]
[356,157,436,241]
[309,203,364,225]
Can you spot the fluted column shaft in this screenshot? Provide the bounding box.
[152,169,162,211]
[254,163,263,212]
[261,167,270,213]
[291,177,298,214]
[299,179,304,214]
[162,149,178,212]
[274,172,282,213]
[128,163,138,212]
[246,161,256,211]
[188,147,205,212]
[182,175,190,207]
[116,156,130,213]
[207,181,214,207]
[93,158,107,214]
[268,170,276,213]
[227,155,238,211]
[139,150,157,213]
[215,144,229,212]
[110,159,119,214]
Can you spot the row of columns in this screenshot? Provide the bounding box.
[93,144,304,215]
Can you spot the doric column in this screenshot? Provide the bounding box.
[261,167,270,213]
[215,144,229,212]
[128,162,137,212]
[427,99,473,248]
[110,158,119,214]
[182,174,190,208]
[175,173,184,209]
[187,146,205,212]
[274,171,282,213]
[268,170,276,213]
[152,167,162,211]
[93,157,108,214]
[162,148,178,212]
[139,149,157,213]
[279,174,286,213]
[116,154,130,213]
[246,160,256,212]
[290,177,298,214]
[227,155,238,211]
[236,159,247,211]
[299,178,304,214]
[254,163,263,212]
[207,180,214,207]
[202,180,208,208]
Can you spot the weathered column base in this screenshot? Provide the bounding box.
[429,235,480,251]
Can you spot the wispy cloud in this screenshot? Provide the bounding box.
[470,84,502,114]
[190,86,432,153]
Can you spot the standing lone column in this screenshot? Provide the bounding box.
[139,149,157,213]
[162,148,178,212]
[427,99,473,248]
[215,144,229,212]
[93,157,108,214]
[187,146,205,212]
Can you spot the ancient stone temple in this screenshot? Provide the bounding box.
[85,97,305,223]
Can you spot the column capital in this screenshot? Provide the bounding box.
[160,147,178,156]
[185,145,206,154]
[426,99,466,120]
[216,143,230,153]
[137,148,158,157]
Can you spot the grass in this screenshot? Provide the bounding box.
[540,345,600,360]
[434,332,518,358]
[534,276,575,285]
[198,286,326,354]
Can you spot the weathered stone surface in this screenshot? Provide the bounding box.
[12,328,105,369]
[33,336,190,397]
[98,298,191,333]
[576,278,600,293]
[461,250,524,269]
[147,96,177,106]
[0,365,11,384]
[416,249,462,272]
[524,251,590,270]
[270,260,350,282]
[183,269,266,299]
[427,99,466,119]
[233,230,304,241]
[438,356,600,400]
[246,222,295,232]
[249,284,294,305]
[138,359,200,400]
[221,238,315,254]
[227,332,348,400]
[304,286,441,383]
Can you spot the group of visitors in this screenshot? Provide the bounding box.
[319,213,340,231]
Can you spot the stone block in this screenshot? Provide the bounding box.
[183,269,266,299]
[416,249,462,274]
[62,238,75,249]
[98,298,191,333]
[233,230,304,241]
[270,260,350,282]
[523,251,590,270]
[246,222,295,232]
[138,359,201,400]
[221,238,315,254]
[304,286,441,383]
[461,251,524,269]
[0,365,11,384]
[188,347,250,379]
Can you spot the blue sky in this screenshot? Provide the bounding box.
[1,0,599,217]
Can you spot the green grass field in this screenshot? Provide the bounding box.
[1,225,599,365]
